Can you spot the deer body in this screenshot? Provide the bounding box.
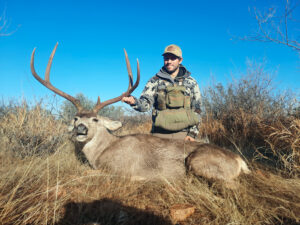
[31,44,250,183]
[68,115,250,182]
[71,116,188,180]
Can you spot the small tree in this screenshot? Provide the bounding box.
[59,93,94,121]
[99,105,125,120]
[59,93,125,122]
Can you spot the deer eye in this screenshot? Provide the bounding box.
[92,118,99,122]
[74,117,78,122]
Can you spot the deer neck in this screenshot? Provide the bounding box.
[81,127,118,168]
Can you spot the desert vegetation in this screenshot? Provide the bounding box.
[0,63,299,224]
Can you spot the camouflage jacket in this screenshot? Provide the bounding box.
[131,65,202,138]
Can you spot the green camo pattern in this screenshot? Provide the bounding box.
[131,65,202,138]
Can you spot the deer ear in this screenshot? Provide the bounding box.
[103,120,122,131]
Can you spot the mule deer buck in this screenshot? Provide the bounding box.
[30,43,250,183]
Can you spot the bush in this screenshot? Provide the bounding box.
[0,100,66,157]
[201,61,299,174]
[59,93,125,122]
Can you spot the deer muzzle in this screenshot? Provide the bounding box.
[76,124,88,135]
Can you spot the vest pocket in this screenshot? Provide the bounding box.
[166,86,185,108]
[154,108,199,131]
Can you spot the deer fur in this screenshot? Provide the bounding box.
[185,144,250,181]
[69,115,250,182]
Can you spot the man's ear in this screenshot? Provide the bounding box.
[179,57,183,64]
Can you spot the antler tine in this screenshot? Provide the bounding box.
[45,42,58,82]
[128,59,140,95]
[30,43,83,112]
[93,50,140,114]
[124,49,140,95]
[124,49,133,91]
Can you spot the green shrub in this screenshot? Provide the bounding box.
[59,93,125,122]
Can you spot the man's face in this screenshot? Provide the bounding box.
[163,53,183,73]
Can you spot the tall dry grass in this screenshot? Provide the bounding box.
[0,99,299,224]
[200,110,300,175]
[0,101,66,158]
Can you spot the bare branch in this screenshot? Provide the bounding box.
[0,6,20,36]
[235,0,300,52]
[285,0,289,43]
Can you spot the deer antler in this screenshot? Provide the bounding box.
[31,42,84,112]
[31,43,140,115]
[92,49,140,114]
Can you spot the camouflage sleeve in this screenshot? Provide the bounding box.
[187,78,202,138]
[131,77,158,112]
[190,78,202,113]
[187,124,200,138]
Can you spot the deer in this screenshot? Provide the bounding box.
[30,43,250,183]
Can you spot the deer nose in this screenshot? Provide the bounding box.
[77,124,88,134]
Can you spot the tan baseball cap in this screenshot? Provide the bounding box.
[162,44,182,58]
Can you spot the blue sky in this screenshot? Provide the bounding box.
[0,0,299,107]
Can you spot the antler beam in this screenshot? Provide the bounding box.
[31,43,84,112]
[92,49,140,113]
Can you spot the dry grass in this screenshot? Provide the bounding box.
[0,102,66,157]
[261,118,300,173]
[0,102,299,224]
[200,109,300,176]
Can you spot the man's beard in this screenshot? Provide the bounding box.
[164,65,179,74]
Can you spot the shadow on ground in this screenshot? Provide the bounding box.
[56,198,173,225]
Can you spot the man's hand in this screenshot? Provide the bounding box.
[184,136,195,142]
[122,96,136,105]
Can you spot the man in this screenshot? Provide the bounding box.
[122,44,201,142]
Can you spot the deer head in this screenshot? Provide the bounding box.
[31,43,140,143]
